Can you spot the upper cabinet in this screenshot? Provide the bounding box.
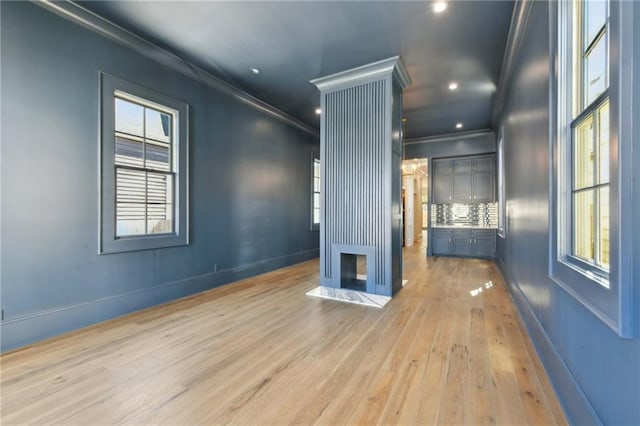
[432,159,453,203]
[432,154,495,203]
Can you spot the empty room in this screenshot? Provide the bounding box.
[1,0,639,424]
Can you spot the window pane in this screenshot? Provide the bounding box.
[585,0,608,47]
[597,186,609,268]
[116,203,146,237]
[147,172,173,234]
[145,108,171,143]
[313,208,320,224]
[115,135,144,168]
[597,100,610,184]
[145,141,170,171]
[115,98,144,136]
[314,177,320,192]
[116,168,146,237]
[313,193,320,209]
[574,116,594,190]
[116,168,146,204]
[585,35,607,106]
[314,159,320,178]
[574,190,594,262]
[147,172,173,205]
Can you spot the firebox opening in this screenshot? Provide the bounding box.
[340,253,367,292]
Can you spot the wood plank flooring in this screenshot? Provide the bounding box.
[0,243,567,425]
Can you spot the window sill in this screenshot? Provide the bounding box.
[99,234,188,254]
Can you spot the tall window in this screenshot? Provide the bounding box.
[100,74,189,254]
[311,155,320,230]
[570,0,609,272]
[552,0,634,337]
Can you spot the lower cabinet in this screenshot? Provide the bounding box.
[452,234,474,256]
[433,231,453,255]
[431,229,496,258]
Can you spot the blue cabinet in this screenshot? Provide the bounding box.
[432,159,453,203]
[432,229,453,254]
[432,154,496,203]
[431,228,496,258]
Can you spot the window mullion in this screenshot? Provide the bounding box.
[142,106,148,235]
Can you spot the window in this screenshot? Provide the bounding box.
[570,0,610,271]
[311,154,320,230]
[100,74,188,253]
[497,133,505,238]
[572,100,609,269]
[552,0,634,337]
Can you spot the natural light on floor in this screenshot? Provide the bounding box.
[470,280,493,297]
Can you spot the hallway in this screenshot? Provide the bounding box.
[1,244,566,424]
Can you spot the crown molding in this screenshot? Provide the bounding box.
[404,129,494,145]
[34,0,319,137]
[491,0,534,127]
[310,56,412,92]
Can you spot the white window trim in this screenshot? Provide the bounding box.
[99,73,189,254]
[549,0,634,338]
[311,152,320,231]
[497,130,506,238]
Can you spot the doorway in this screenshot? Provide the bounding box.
[402,158,429,248]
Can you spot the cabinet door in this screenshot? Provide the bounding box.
[474,236,496,258]
[453,158,473,174]
[452,173,473,202]
[432,233,452,255]
[472,172,494,202]
[432,160,452,203]
[473,156,494,173]
[452,235,473,256]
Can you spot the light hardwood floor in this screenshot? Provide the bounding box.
[0,243,566,425]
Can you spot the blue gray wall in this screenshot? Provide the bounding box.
[0,2,319,352]
[495,1,640,424]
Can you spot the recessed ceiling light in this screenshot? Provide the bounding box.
[250,68,260,74]
[456,123,463,129]
[448,81,458,90]
[433,2,447,13]
[315,108,322,115]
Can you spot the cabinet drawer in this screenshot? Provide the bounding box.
[452,229,470,235]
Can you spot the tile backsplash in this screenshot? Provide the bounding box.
[431,202,498,227]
